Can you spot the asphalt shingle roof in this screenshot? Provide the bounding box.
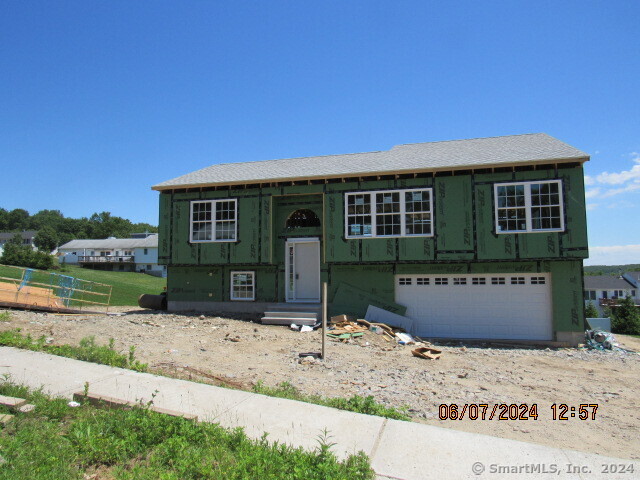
[583,276,634,290]
[58,235,158,250]
[152,133,589,190]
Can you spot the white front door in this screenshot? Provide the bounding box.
[286,238,320,302]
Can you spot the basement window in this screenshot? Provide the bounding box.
[345,188,433,238]
[494,180,564,233]
[190,199,237,242]
[230,271,255,301]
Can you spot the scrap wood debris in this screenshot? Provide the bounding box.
[327,313,440,356]
[412,347,442,360]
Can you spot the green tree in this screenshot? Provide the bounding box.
[0,208,8,230]
[584,301,599,319]
[1,240,54,270]
[6,233,23,247]
[7,208,29,230]
[610,296,640,335]
[28,209,64,231]
[88,212,133,239]
[34,226,59,252]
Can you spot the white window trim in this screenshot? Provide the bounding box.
[344,188,434,239]
[189,199,238,243]
[494,180,565,234]
[230,271,255,301]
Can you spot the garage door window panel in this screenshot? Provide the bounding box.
[495,180,564,233]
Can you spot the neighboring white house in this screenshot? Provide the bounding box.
[57,233,165,277]
[0,231,38,256]
[622,271,640,304]
[584,275,637,316]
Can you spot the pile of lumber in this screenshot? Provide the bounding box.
[329,314,401,341]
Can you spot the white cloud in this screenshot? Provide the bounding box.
[584,188,600,199]
[605,200,635,209]
[585,245,640,266]
[595,153,640,185]
[596,163,640,185]
[586,203,598,211]
[600,183,640,198]
[585,153,640,199]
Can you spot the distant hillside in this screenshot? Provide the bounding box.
[584,264,640,276]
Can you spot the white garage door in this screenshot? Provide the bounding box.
[395,273,553,340]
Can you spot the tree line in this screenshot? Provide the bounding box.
[0,208,158,252]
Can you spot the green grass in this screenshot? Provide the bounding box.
[253,381,410,421]
[0,381,375,480]
[0,311,10,322]
[0,264,165,306]
[0,328,409,421]
[0,329,148,372]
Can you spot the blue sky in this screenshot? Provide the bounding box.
[1,1,638,265]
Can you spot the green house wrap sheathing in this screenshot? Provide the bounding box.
[159,167,588,266]
[157,161,588,338]
[549,260,585,332]
[168,266,279,303]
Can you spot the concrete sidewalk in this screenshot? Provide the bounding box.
[0,346,636,479]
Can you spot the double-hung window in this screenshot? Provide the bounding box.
[190,199,237,242]
[230,271,255,301]
[494,180,564,233]
[345,188,433,238]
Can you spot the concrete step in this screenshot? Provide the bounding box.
[263,311,318,319]
[264,303,322,313]
[260,316,317,326]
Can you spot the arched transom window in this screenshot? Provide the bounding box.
[286,209,321,229]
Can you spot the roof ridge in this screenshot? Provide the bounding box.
[392,133,545,148]
[196,149,385,170]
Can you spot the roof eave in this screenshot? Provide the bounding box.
[151,155,590,192]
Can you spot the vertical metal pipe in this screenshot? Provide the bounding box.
[322,282,327,360]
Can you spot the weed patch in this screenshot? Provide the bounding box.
[0,330,147,372]
[0,382,375,480]
[253,381,410,421]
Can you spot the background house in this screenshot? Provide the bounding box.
[58,233,166,277]
[0,231,37,256]
[583,275,637,316]
[153,133,589,344]
[622,271,640,304]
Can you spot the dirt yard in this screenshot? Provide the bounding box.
[1,307,639,460]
